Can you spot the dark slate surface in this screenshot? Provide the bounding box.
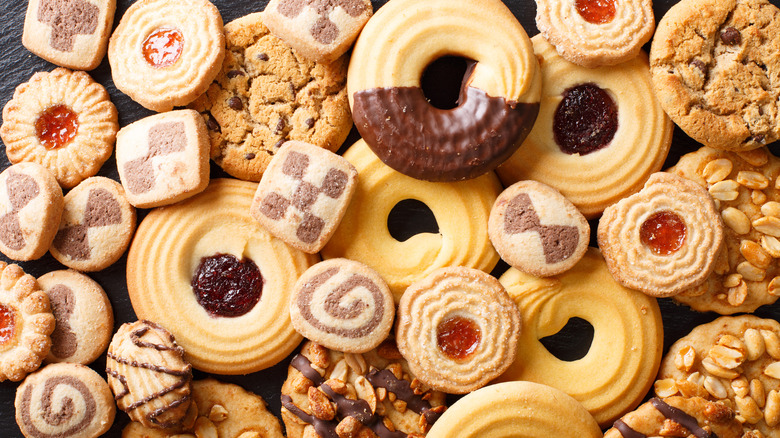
[0,0,779,436]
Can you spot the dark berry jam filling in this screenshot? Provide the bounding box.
[191,253,263,317]
[553,83,618,156]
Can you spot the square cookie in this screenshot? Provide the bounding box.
[251,140,357,253]
[116,109,210,208]
[22,0,116,70]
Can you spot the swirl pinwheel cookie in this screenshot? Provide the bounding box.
[108,0,225,112]
[598,172,725,297]
[0,68,118,189]
[15,363,115,438]
[396,267,521,394]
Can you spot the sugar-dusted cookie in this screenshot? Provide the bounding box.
[280,341,448,438]
[0,68,118,189]
[116,109,210,208]
[15,362,115,438]
[50,177,136,272]
[38,270,113,365]
[22,0,115,70]
[489,180,589,277]
[0,163,63,261]
[0,262,55,382]
[108,0,225,112]
[650,0,780,151]
[106,320,193,430]
[190,12,352,182]
[396,267,521,394]
[250,140,357,253]
[263,0,372,63]
[598,172,725,297]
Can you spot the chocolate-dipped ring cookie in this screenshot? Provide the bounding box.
[127,179,318,374]
[396,267,521,394]
[348,0,541,182]
[321,140,501,302]
[497,248,663,427]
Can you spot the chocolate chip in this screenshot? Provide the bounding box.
[752,134,766,144]
[257,53,269,61]
[274,139,285,149]
[274,118,286,135]
[305,118,315,129]
[228,97,243,110]
[721,27,741,45]
[227,69,245,78]
[205,113,221,132]
[690,59,708,76]
[245,153,256,160]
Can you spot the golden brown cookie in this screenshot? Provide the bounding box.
[0,68,118,189]
[190,12,352,182]
[668,147,780,314]
[650,0,780,151]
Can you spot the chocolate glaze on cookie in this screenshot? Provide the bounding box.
[612,398,714,438]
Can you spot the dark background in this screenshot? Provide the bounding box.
[1,0,780,436]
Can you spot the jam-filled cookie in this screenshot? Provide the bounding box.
[598,172,725,297]
[0,68,118,189]
[497,35,672,218]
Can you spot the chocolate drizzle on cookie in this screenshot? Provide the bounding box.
[613,398,715,438]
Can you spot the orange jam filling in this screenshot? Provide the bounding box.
[142,28,184,68]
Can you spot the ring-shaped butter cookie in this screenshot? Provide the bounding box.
[347,0,541,182]
[127,179,318,374]
[497,248,663,427]
[321,140,501,302]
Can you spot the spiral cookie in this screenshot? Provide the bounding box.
[347,0,540,182]
[497,248,663,427]
[668,147,780,314]
[396,267,521,394]
[108,0,225,112]
[290,259,394,353]
[426,381,602,438]
[127,179,318,374]
[0,68,118,189]
[598,172,725,297]
[655,315,780,437]
[497,35,672,218]
[15,363,114,438]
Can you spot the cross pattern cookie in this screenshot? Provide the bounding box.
[38,0,99,52]
[0,171,40,251]
[278,0,369,44]
[123,121,187,195]
[53,188,122,261]
[504,193,579,264]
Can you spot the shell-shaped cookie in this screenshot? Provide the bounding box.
[598,172,724,297]
[106,320,193,429]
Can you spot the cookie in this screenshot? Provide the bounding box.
[250,140,358,253]
[0,163,63,261]
[0,68,118,189]
[122,378,284,438]
[106,320,193,430]
[488,180,589,277]
[650,0,780,151]
[321,139,501,302]
[604,396,743,438]
[189,12,352,182]
[22,0,115,70]
[290,258,394,354]
[655,315,780,437]
[426,381,602,438]
[598,172,725,297]
[15,362,115,438]
[107,0,225,112]
[37,270,113,365]
[396,267,521,394]
[127,179,318,374]
[262,0,372,63]
[49,176,136,272]
[497,35,673,218]
[280,340,448,438]
[668,147,780,314]
[535,0,654,68]
[116,109,210,208]
[0,262,55,382]
[497,248,664,427]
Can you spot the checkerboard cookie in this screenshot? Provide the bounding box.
[116,109,210,208]
[0,163,63,262]
[251,140,357,253]
[22,0,115,70]
[263,0,372,63]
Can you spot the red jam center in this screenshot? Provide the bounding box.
[142,28,184,68]
[553,83,618,156]
[35,104,78,150]
[191,253,263,317]
[640,211,687,256]
[436,316,481,360]
[575,0,617,24]
[0,303,16,346]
